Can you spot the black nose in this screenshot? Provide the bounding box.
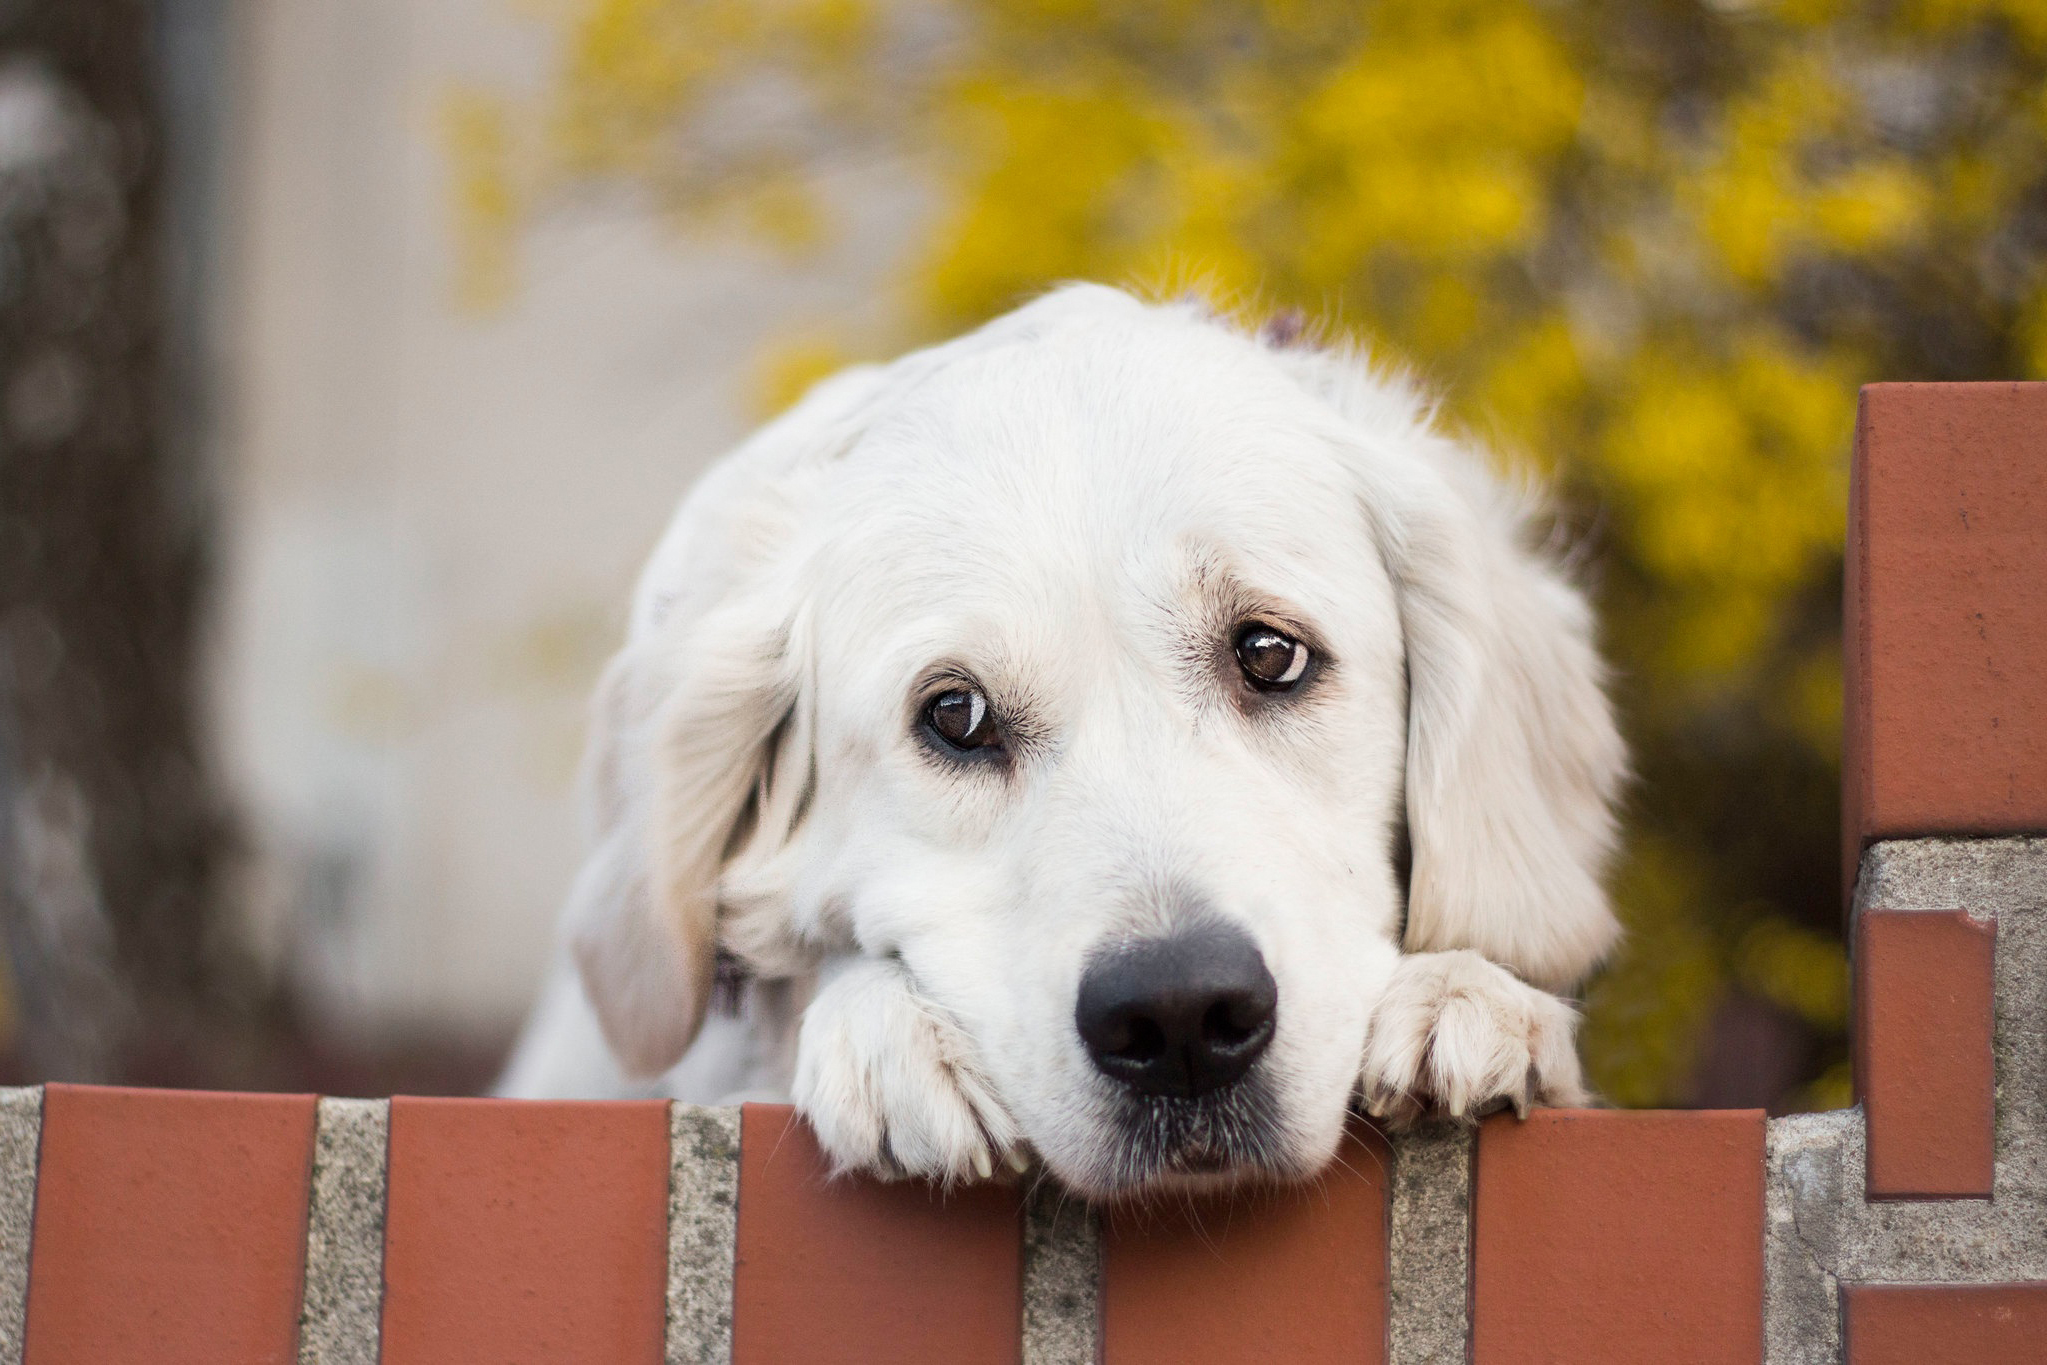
[1075,924,1278,1099]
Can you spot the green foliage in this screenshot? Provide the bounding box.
[458,0,2047,1109]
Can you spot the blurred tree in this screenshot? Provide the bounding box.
[0,0,254,1084]
[458,0,2047,1110]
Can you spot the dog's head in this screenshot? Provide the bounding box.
[568,285,1622,1196]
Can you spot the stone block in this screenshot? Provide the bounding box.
[1473,1109,1765,1364]
[23,1085,316,1365]
[380,1097,669,1365]
[1855,910,1996,1199]
[732,1103,1021,1365]
[1100,1120,1389,1365]
[1843,383,2047,900]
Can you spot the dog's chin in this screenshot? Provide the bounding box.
[1052,1075,1312,1200]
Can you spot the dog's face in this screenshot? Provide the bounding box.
[567,287,1622,1198]
[759,333,1411,1192]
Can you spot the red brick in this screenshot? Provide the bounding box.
[1855,910,1997,1199]
[732,1104,1021,1365]
[1473,1109,1764,1365]
[380,1097,669,1365]
[1100,1120,1389,1365]
[1844,1283,2047,1365]
[24,1084,317,1365]
[1844,383,2047,901]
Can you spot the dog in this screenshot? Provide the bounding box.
[497,284,1625,1199]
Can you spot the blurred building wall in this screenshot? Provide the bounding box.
[217,0,918,1046]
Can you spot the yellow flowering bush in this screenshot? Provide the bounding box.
[456,0,2047,1110]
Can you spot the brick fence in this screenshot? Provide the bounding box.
[0,383,2042,1364]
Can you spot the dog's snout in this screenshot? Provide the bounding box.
[1075,924,1277,1099]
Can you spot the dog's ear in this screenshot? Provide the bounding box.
[565,372,875,1077]
[1364,434,1626,991]
[1269,333,1625,991]
[566,606,811,1076]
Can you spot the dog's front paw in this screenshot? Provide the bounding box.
[1359,949,1589,1126]
[792,955,1023,1183]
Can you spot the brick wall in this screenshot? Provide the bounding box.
[0,383,2042,1364]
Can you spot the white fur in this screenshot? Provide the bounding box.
[496,285,1626,1197]
[1359,950,1590,1126]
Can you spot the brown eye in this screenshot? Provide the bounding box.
[925,687,999,750]
[1234,625,1311,691]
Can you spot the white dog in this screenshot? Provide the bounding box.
[498,284,1624,1198]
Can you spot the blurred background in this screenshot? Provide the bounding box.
[2,0,2043,1108]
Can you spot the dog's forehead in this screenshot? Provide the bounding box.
[798,318,1394,690]
[896,313,1312,455]
[834,317,1360,558]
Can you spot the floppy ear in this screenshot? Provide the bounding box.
[563,651,696,1077]
[560,607,795,1075]
[1366,437,1626,991]
[1261,331,1623,990]
[564,371,879,1077]
[569,534,829,1076]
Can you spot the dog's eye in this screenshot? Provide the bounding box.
[1234,625,1311,691]
[925,687,999,750]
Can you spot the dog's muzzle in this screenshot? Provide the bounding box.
[1074,922,1277,1099]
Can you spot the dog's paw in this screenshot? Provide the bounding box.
[792,955,1024,1183]
[1359,949,1589,1127]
